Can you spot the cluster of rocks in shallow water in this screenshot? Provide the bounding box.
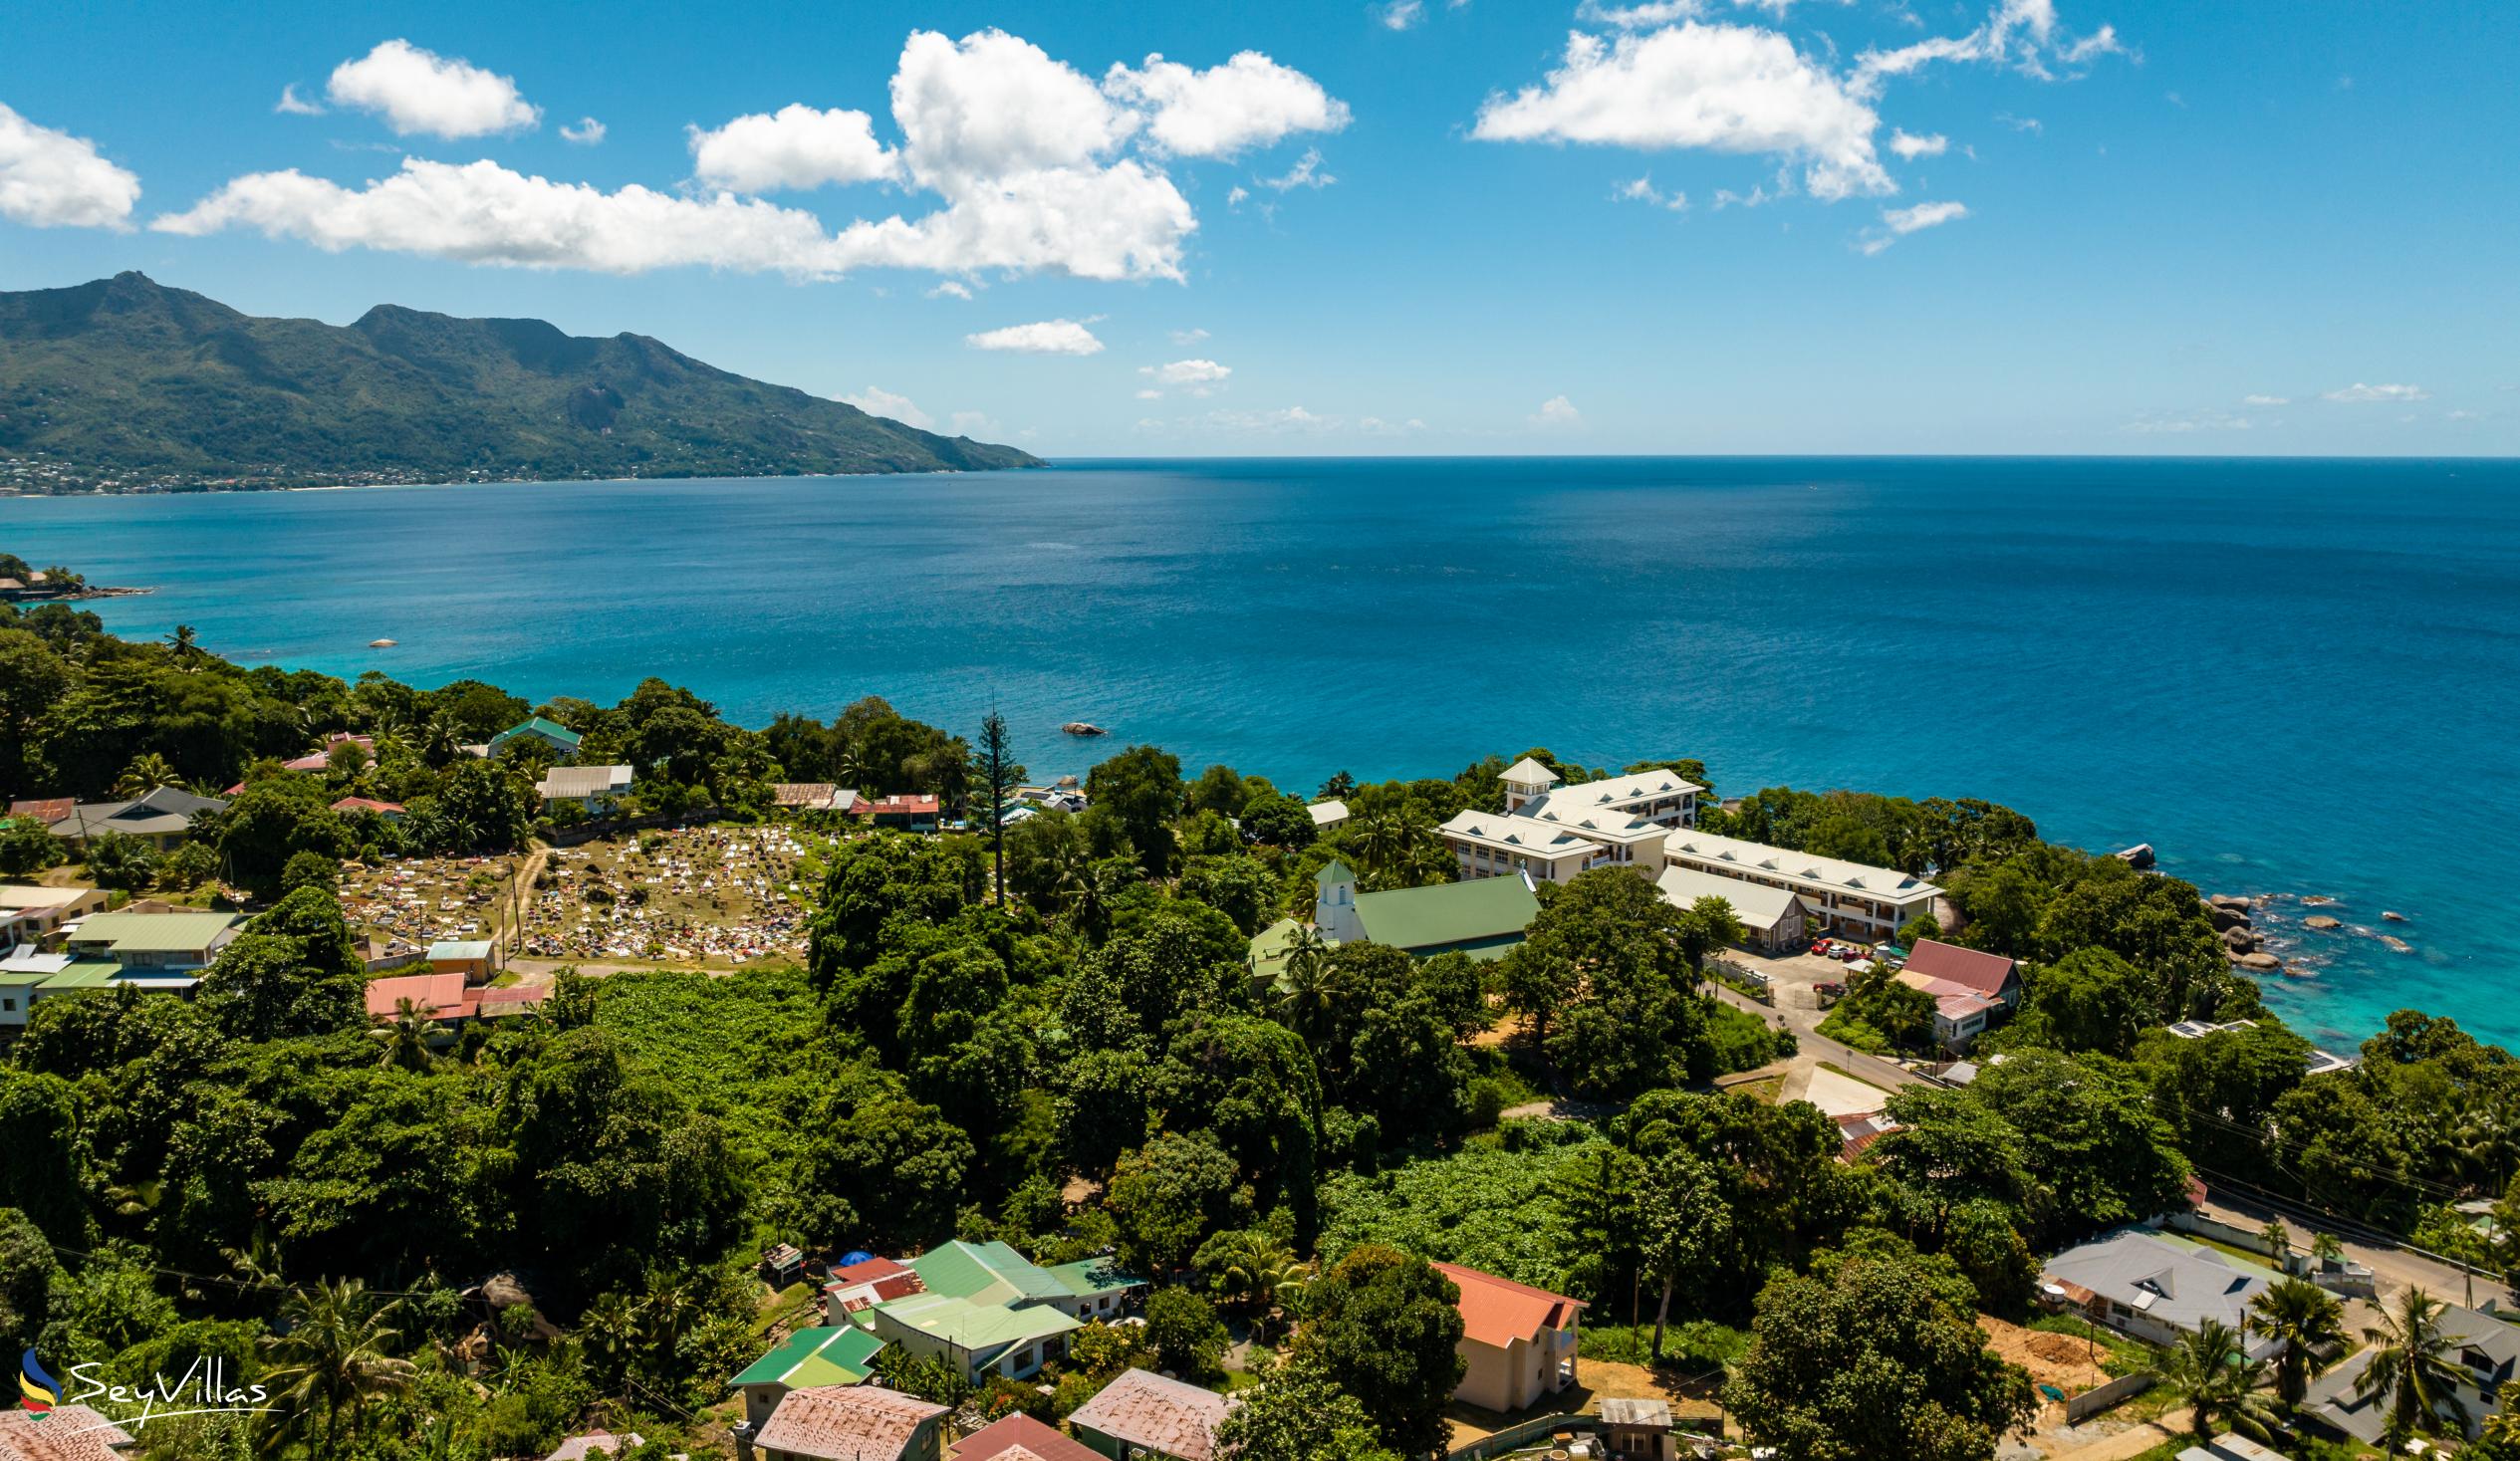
[2202,891,2413,977]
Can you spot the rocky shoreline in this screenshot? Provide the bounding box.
[2203,889,2413,979]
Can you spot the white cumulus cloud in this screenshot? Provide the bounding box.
[1146,359,1233,384]
[927,280,974,300]
[1889,128,1947,158]
[159,28,1348,287]
[1861,197,1968,252]
[1852,0,2126,99]
[2323,382,2428,403]
[688,104,897,192]
[326,39,541,139]
[1380,1,1427,30]
[1614,174,1688,210]
[1473,23,1892,201]
[967,319,1105,355]
[560,117,606,145]
[275,84,325,117]
[838,386,934,429]
[1103,51,1351,159]
[1260,148,1334,191]
[2242,393,2289,406]
[0,103,141,230]
[1170,327,1210,345]
[1531,394,1584,428]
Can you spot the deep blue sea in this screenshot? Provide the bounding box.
[6,457,2515,1049]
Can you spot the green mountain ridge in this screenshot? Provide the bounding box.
[0,272,1042,489]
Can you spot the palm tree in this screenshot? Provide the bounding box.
[260,1280,415,1456]
[165,623,201,665]
[2353,1287,2474,1445]
[576,1292,645,1386]
[112,752,183,799]
[2258,1217,2292,1268]
[2458,1103,2520,1194]
[2158,1319,2279,1444]
[370,999,437,1072]
[1274,926,1335,1038]
[1206,1232,1311,1342]
[2248,1276,2347,1407]
[1353,811,1421,883]
[2311,1229,2346,1273]
[418,713,464,769]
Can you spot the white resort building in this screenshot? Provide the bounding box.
[1439,757,1941,939]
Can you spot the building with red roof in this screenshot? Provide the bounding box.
[1893,939,2021,1052]
[949,1413,1102,1461]
[1430,1261,1587,1415]
[333,795,406,819]
[1899,939,2020,1005]
[823,1255,927,1324]
[365,971,554,1026]
[850,794,941,832]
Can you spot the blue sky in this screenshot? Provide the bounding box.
[2,0,2513,456]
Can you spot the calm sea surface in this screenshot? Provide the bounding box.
[6,457,2516,1048]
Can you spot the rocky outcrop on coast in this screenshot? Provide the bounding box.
[2200,889,2416,979]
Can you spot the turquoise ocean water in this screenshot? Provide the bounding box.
[5,456,2515,1048]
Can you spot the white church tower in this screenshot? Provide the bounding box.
[1314,859,1365,944]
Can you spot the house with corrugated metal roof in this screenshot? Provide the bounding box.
[732,1326,889,1424]
[1067,1368,1233,1461]
[1313,860,1540,962]
[1433,1261,1586,1415]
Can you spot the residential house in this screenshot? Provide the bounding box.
[950,1413,1102,1461]
[0,883,109,946]
[2302,1298,2518,1445]
[1067,1368,1233,1461]
[866,1291,1078,1383]
[774,784,854,813]
[1042,1256,1147,1322]
[333,796,406,821]
[2166,1019,2360,1077]
[428,938,497,981]
[49,786,229,851]
[1833,1110,1899,1165]
[1434,1261,1586,1415]
[1313,860,1541,962]
[1654,863,1805,953]
[364,971,554,1026]
[0,1405,136,1461]
[852,795,941,832]
[823,1256,926,1326]
[0,948,71,1036]
[490,716,585,759]
[547,1432,645,1461]
[5,798,76,828]
[732,1326,889,1425]
[749,1385,946,1461]
[283,732,373,773]
[862,1241,1137,1382]
[1892,941,2021,1054]
[537,765,634,815]
[1658,829,1943,940]
[1307,799,1350,833]
[58,909,240,986]
[2037,1229,2283,1359]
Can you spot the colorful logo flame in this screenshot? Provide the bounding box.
[18,1349,56,1416]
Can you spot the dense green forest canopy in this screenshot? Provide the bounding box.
[4,608,2515,1460]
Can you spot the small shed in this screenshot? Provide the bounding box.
[1599,1398,1677,1461]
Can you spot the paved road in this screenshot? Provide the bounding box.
[2195,1183,2513,1312]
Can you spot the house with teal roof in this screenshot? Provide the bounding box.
[731,1326,887,1425]
[1044,1257,1148,1322]
[488,716,584,759]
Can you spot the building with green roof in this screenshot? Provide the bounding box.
[63,909,240,971]
[1314,859,1540,962]
[1044,1257,1148,1322]
[488,716,583,758]
[869,1290,1082,1384]
[729,1326,887,1424]
[905,1240,1070,1309]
